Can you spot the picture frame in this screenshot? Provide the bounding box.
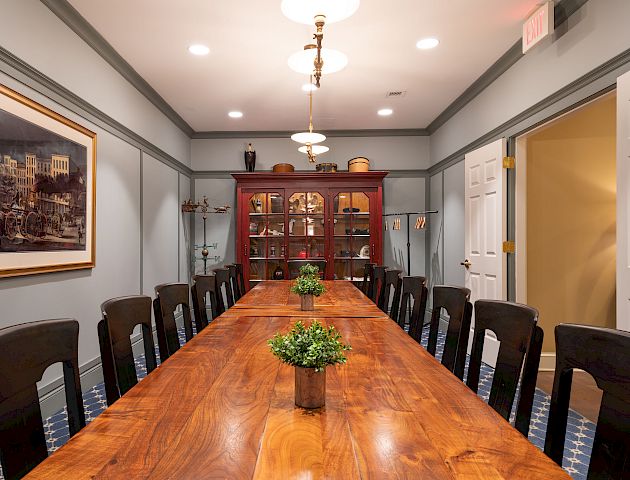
[0,84,96,278]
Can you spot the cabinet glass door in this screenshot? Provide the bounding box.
[288,191,326,278]
[247,192,285,286]
[332,191,372,281]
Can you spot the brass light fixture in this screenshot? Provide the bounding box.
[291,75,329,163]
[284,0,355,87]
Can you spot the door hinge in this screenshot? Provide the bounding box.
[503,156,515,169]
[502,241,515,253]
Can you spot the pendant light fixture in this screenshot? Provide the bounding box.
[282,0,358,87]
[291,76,328,163]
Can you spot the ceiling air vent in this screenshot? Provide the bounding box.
[386,91,407,98]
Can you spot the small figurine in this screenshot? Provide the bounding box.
[244,143,256,172]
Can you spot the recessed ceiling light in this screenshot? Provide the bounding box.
[416,38,439,50]
[377,108,393,116]
[302,83,318,92]
[228,111,243,118]
[188,44,210,56]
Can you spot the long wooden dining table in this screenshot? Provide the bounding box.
[26,281,569,479]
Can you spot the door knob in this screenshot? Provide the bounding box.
[460,259,472,269]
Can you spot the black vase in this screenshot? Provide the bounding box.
[244,150,256,172]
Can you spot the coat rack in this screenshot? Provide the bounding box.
[383,210,438,275]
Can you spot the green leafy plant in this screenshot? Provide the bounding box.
[268,320,351,371]
[291,274,325,296]
[298,263,320,277]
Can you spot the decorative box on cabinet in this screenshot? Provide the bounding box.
[233,171,388,289]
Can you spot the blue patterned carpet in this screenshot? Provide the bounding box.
[1,323,595,479]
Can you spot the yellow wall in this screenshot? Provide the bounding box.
[526,94,616,352]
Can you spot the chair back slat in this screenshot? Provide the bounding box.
[466,300,539,422]
[191,275,219,330]
[0,319,85,480]
[370,266,387,303]
[362,263,375,296]
[378,269,402,315]
[427,286,472,380]
[515,325,544,436]
[397,276,428,340]
[99,295,157,405]
[213,268,235,314]
[154,283,193,362]
[226,264,242,301]
[544,324,630,478]
[234,263,247,296]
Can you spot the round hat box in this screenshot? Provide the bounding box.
[348,157,369,172]
[272,163,295,172]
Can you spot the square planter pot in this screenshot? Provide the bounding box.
[294,366,326,408]
[300,294,314,311]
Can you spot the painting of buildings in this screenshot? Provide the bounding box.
[0,108,88,253]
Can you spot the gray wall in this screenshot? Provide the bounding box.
[428,163,465,297]
[0,0,191,164]
[191,136,430,171]
[0,0,191,401]
[430,0,630,165]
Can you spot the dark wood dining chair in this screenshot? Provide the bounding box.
[427,285,472,380]
[213,268,235,314]
[0,319,86,480]
[378,269,402,315]
[466,300,543,437]
[98,295,157,406]
[361,263,375,296]
[287,259,327,280]
[233,263,247,296]
[544,324,630,478]
[191,274,219,330]
[394,276,428,340]
[370,265,387,303]
[226,264,242,301]
[153,283,194,363]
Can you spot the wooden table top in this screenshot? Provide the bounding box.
[227,280,387,318]
[26,282,569,479]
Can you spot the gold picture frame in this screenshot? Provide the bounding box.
[0,84,96,277]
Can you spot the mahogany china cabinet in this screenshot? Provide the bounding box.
[233,171,388,289]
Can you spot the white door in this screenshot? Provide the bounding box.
[617,71,630,332]
[464,138,507,365]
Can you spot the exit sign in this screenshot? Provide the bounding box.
[522,2,555,53]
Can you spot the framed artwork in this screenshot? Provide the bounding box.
[0,84,96,277]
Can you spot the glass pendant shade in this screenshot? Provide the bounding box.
[291,132,326,144]
[288,48,348,75]
[281,0,360,25]
[299,145,329,155]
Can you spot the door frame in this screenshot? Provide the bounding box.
[513,90,617,308]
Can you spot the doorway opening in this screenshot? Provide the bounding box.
[514,91,617,370]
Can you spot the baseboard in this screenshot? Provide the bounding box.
[38,311,185,419]
[539,352,556,372]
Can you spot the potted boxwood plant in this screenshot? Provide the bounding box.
[268,320,351,408]
[291,264,325,311]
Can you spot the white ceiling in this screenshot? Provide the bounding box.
[68,0,540,132]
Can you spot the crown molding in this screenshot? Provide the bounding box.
[426,0,590,135]
[0,45,192,176]
[40,0,195,138]
[192,129,429,139]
